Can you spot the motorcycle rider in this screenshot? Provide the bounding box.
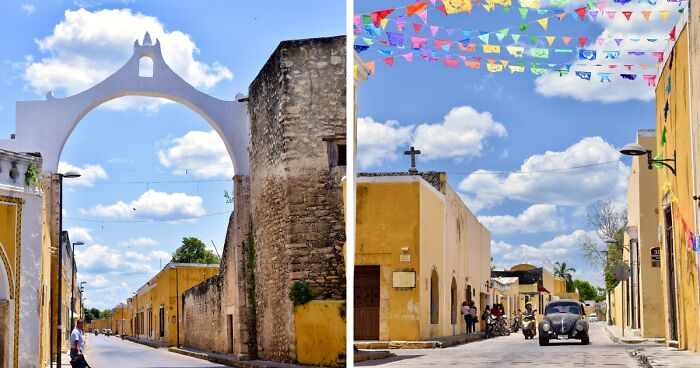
[523,302,537,336]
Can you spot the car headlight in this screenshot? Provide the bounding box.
[576,322,585,331]
[542,323,550,332]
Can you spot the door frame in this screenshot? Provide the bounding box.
[663,203,680,342]
[354,265,380,340]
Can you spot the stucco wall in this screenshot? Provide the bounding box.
[418,179,446,339]
[294,301,345,366]
[655,26,700,351]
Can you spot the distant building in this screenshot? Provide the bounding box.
[353,171,491,340]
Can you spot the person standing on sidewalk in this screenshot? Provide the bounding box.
[468,301,478,334]
[70,320,86,365]
[461,301,471,334]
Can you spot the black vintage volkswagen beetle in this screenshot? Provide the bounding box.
[538,299,589,346]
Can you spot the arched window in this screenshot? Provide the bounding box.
[430,269,439,324]
[139,56,154,77]
[450,277,457,325]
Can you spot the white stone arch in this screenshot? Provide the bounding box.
[0,242,9,301]
[0,33,250,175]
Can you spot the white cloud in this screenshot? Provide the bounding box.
[75,244,158,274]
[479,204,565,234]
[499,229,595,266]
[491,240,513,255]
[157,130,234,178]
[23,8,232,111]
[117,237,160,247]
[58,161,108,187]
[357,106,507,169]
[79,189,205,220]
[458,136,628,211]
[535,2,683,103]
[357,117,412,169]
[66,227,94,243]
[21,4,35,16]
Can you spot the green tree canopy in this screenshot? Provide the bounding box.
[554,261,576,292]
[171,237,220,264]
[84,307,100,323]
[573,279,606,302]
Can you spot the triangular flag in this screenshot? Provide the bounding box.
[371,9,395,27]
[557,12,568,20]
[596,1,607,11]
[483,3,495,11]
[430,25,440,36]
[512,34,521,43]
[354,15,361,26]
[395,16,406,31]
[537,18,549,30]
[402,52,414,62]
[495,32,507,42]
[380,18,389,29]
[501,60,510,67]
[624,64,633,71]
[479,32,490,43]
[606,11,616,19]
[353,64,357,79]
[660,10,670,22]
[614,39,623,46]
[413,23,422,32]
[436,5,449,15]
[575,7,587,21]
[406,1,429,16]
[418,10,428,24]
[364,61,375,75]
[669,26,677,41]
[642,11,651,20]
[578,37,588,48]
[596,37,604,46]
[383,57,394,66]
[546,36,555,46]
[562,36,572,45]
[363,38,374,45]
[589,10,598,21]
[519,7,529,19]
[622,11,632,21]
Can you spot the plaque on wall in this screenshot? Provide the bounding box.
[393,270,416,289]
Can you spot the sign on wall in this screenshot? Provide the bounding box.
[393,270,416,289]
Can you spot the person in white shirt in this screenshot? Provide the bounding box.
[460,301,471,334]
[70,320,85,362]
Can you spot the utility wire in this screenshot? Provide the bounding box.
[446,158,629,175]
[64,211,232,223]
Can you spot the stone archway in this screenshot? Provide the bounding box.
[0,32,250,175]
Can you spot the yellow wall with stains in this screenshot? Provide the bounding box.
[294,300,345,366]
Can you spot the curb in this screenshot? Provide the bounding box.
[168,347,309,368]
[123,336,167,349]
[354,333,485,350]
[353,350,396,363]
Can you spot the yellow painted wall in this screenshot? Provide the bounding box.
[38,193,52,368]
[294,300,345,366]
[655,25,700,351]
[132,264,219,345]
[418,181,446,339]
[355,180,421,341]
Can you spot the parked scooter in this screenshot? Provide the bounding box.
[511,315,522,333]
[522,313,537,339]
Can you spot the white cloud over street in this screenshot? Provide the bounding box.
[357,105,507,169]
[79,189,205,220]
[117,237,160,247]
[58,161,108,187]
[459,136,629,211]
[479,204,565,234]
[157,130,234,178]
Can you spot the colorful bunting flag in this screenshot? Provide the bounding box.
[537,18,549,30]
[483,44,501,53]
[371,9,394,27]
[443,0,473,14]
[546,36,556,46]
[406,2,429,16]
[660,10,670,22]
[575,7,587,21]
[622,11,633,21]
[383,57,394,66]
[507,46,525,57]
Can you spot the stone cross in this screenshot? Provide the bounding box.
[404,146,421,174]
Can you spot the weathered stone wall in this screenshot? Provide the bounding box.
[248,36,346,363]
[182,176,253,358]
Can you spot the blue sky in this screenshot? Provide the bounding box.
[356,0,684,286]
[0,0,344,309]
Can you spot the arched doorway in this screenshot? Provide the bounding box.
[450,277,457,325]
[430,269,439,324]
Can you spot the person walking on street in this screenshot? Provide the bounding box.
[461,301,471,334]
[70,320,90,367]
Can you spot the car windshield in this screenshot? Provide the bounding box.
[545,302,581,315]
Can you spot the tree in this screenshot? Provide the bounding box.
[573,279,606,302]
[554,262,576,292]
[578,199,627,292]
[84,307,100,323]
[171,237,220,264]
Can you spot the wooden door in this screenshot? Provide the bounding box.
[664,206,679,341]
[354,266,380,340]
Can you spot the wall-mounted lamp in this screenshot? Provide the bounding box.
[620,143,676,176]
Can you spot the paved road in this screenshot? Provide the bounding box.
[81,335,227,368]
[357,322,642,367]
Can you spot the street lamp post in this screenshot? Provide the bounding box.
[79,281,87,323]
[55,171,80,368]
[70,241,84,333]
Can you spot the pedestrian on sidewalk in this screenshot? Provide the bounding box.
[468,301,478,334]
[461,301,472,334]
[70,320,91,368]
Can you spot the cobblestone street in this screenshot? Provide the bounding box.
[357,322,642,367]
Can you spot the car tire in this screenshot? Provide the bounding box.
[539,337,549,346]
[581,335,589,345]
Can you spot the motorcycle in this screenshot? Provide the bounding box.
[522,314,537,340]
[511,315,522,333]
[486,314,510,338]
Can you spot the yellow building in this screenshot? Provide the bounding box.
[490,277,520,317]
[652,23,700,351]
[130,263,219,346]
[612,130,664,338]
[354,172,491,341]
[111,303,130,335]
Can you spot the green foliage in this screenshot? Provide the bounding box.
[289,281,312,306]
[554,262,576,292]
[84,308,100,323]
[170,237,220,264]
[604,241,624,292]
[573,279,606,302]
[24,163,42,188]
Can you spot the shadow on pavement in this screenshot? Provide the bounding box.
[356,355,424,366]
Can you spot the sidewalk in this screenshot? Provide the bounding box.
[606,323,700,367]
[354,332,485,350]
[169,346,313,368]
